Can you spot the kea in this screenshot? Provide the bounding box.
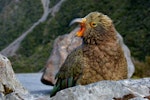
[50,12,127,97]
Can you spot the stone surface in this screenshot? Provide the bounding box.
[0,54,52,100]
[41,28,82,85]
[0,54,28,99]
[41,27,135,85]
[116,31,135,78]
[50,78,150,100]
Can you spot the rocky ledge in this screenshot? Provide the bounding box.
[0,54,150,100]
[0,54,28,100]
[50,78,150,100]
[0,54,51,100]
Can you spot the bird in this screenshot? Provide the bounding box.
[50,12,127,97]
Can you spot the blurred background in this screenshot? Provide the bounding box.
[0,0,149,78]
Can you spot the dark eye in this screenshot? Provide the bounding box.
[90,22,97,27]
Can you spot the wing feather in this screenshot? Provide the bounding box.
[50,47,83,97]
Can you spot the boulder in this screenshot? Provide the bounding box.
[41,27,135,85]
[41,28,82,85]
[0,54,28,99]
[50,78,150,100]
[116,31,135,78]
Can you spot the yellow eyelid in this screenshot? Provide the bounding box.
[90,22,97,27]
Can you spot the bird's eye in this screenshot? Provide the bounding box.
[90,22,97,27]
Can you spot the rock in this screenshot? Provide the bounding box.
[0,54,28,99]
[41,27,135,85]
[5,93,23,100]
[116,31,135,78]
[0,93,4,100]
[41,28,82,85]
[50,78,150,100]
[0,54,52,100]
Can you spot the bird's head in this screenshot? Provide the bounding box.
[70,12,116,44]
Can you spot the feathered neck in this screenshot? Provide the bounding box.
[83,25,117,45]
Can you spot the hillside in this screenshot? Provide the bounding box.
[0,0,150,77]
[0,0,43,50]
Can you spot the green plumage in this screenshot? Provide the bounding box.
[50,77,75,97]
[50,47,83,97]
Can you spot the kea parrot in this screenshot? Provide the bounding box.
[50,12,127,97]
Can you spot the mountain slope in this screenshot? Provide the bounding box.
[0,0,150,73]
[0,0,43,50]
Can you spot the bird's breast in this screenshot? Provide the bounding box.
[77,43,127,85]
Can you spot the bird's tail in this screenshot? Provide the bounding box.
[50,77,75,97]
[50,83,60,97]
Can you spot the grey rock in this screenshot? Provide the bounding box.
[5,93,21,100]
[130,97,149,100]
[0,93,4,100]
[41,27,135,85]
[0,54,28,99]
[41,28,82,85]
[0,83,4,92]
[0,54,52,100]
[116,31,135,78]
[50,78,150,100]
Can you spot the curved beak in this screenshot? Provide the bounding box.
[70,18,86,37]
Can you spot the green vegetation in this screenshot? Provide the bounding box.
[49,0,60,8]
[0,0,12,13]
[117,0,150,60]
[0,0,43,50]
[0,0,150,77]
[133,56,150,78]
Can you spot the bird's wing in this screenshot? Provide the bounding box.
[50,47,83,97]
